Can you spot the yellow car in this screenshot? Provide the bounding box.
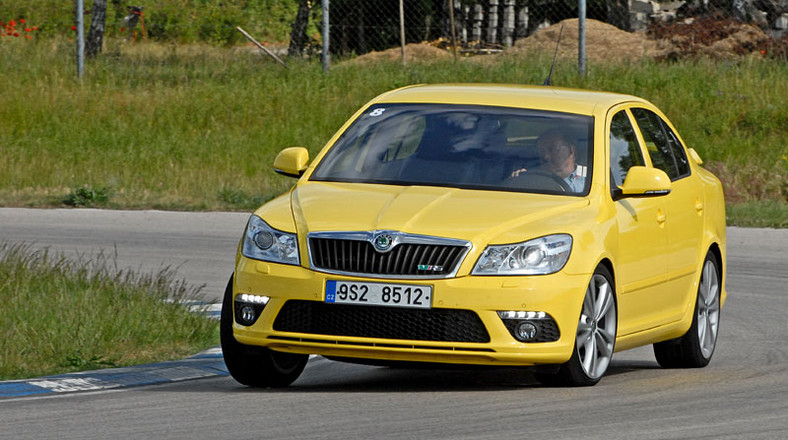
[221,84,726,387]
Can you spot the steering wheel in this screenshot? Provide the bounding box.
[508,169,571,192]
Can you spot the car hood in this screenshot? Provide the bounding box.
[289,181,589,246]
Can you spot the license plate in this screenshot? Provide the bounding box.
[325,280,432,309]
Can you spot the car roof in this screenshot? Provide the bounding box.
[371,84,651,116]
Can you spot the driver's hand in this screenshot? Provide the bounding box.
[510,168,527,178]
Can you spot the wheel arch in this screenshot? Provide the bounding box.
[707,241,724,302]
[596,256,619,324]
[597,258,615,289]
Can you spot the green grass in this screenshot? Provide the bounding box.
[2,0,304,45]
[0,243,218,380]
[0,38,786,226]
[727,200,788,228]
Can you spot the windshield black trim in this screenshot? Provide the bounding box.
[309,178,581,197]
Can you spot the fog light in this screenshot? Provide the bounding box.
[498,310,560,343]
[516,322,538,341]
[234,294,269,326]
[240,305,256,324]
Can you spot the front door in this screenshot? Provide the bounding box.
[608,108,669,336]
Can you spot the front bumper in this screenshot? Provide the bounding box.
[232,256,590,367]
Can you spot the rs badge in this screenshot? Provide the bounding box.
[417,264,443,272]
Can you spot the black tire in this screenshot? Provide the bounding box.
[536,265,617,387]
[220,276,308,387]
[654,252,721,368]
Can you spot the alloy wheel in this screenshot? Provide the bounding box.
[576,273,617,380]
[697,259,721,359]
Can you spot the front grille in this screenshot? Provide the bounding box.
[309,237,466,277]
[273,300,490,343]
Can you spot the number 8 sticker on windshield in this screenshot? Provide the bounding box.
[325,280,432,309]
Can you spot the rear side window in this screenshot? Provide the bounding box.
[631,108,690,181]
[609,110,645,187]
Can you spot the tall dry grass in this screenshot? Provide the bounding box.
[0,243,218,380]
[0,37,786,223]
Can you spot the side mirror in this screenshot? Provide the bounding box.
[615,166,672,200]
[273,147,310,178]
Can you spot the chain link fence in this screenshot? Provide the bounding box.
[299,0,788,63]
[4,1,785,64]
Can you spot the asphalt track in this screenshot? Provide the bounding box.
[1,208,787,439]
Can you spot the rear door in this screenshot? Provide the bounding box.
[630,107,703,323]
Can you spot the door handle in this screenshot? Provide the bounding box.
[657,209,666,224]
[695,199,704,213]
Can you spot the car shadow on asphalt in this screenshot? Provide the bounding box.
[173,357,664,394]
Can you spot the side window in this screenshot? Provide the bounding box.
[660,119,690,177]
[631,108,690,181]
[609,110,645,187]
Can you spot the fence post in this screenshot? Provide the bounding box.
[449,0,458,60]
[400,0,406,66]
[75,0,85,78]
[578,0,587,76]
[322,0,330,73]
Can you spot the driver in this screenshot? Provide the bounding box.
[511,129,586,192]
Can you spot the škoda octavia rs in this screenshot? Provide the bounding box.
[221,84,726,387]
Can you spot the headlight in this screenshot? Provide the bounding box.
[472,234,572,275]
[241,215,300,265]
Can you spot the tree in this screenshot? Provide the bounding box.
[85,0,107,58]
[288,0,311,57]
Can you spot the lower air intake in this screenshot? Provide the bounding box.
[273,300,490,343]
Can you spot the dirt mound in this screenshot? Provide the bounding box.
[648,16,772,58]
[345,43,451,66]
[506,18,674,62]
[342,17,779,66]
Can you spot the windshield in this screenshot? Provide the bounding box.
[311,104,593,195]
